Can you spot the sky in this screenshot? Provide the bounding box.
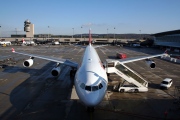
[0,0,180,37]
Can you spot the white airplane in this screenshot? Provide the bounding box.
[11,29,167,112]
[22,38,35,46]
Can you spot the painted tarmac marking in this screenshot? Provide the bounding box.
[99,48,106,55]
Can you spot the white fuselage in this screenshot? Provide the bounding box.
[22,40,35,45]
[75,45,108,107]
[0,41,11,45]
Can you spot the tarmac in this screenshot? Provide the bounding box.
[0,45,180,120]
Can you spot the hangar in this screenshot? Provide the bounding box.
[153,30,180,52]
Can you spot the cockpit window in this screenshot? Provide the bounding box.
[99,83,103,89]
[92,86,99,91]
[85,86,91,91]
[80,83,104,91]
[80,83,85,89]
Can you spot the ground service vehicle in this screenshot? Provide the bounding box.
[52,41,60,45]
[132,43,141,47]
[113,83,148,93]
[160,78,173,89]
[116,53,127,59]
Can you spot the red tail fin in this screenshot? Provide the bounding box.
[164,49,168,54]
[89,29,92,45]
[22,38,25,43]
[12,48,15,52]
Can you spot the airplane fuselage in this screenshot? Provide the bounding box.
[75,45,108,107]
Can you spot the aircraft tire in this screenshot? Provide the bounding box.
[113,85,117,91]
[120,89,124,93]
[134,89,139,93]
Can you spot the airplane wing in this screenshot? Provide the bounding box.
[119,52,167,64]
[11,48,78,68]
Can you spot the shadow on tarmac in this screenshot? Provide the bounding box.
[0,61,75,120]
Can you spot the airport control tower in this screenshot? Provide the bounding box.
[24,19,34,37]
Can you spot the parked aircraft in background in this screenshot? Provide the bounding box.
[22,38,35,46]
[0,41,11,46]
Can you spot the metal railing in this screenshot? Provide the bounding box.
[115,63,148,87]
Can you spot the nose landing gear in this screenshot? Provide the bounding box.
[87,107,94,112]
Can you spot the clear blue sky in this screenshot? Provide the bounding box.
[0,0,180,37]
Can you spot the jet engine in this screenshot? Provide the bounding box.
[145,59,156,69]
[51,66,61,77]
[23,58,34,67]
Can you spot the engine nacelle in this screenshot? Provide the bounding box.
[23,59,34,67]
[51,66,61,77]
[145,59,156,69]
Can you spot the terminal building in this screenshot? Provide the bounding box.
[2,19,180,48]
[153,30,180,52]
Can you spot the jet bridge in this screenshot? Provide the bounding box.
[105,59,148,92]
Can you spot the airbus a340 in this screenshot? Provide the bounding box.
[12,29,166,111]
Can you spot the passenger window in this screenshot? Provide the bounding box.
[92,86,99,91]
[80,83,85,89]
[85,86,91,91]
[99,83,103,89]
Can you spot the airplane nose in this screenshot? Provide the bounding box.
[83,92,101,107]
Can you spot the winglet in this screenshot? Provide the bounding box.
[12,48,15,52]
[89,28,92,45]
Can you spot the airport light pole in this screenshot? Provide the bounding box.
[81,26,83,38]
[107,28,109,39]
[114,27,116,39]
[0,26,1,40]
[139,30,141,40]
[15,28,17,35]
[72,28,74,38]
[48,26,50,40]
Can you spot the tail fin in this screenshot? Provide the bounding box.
[89,29,92,45]
[22,38,25,44]
[164,49,168,54]
[12,48,15,52]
